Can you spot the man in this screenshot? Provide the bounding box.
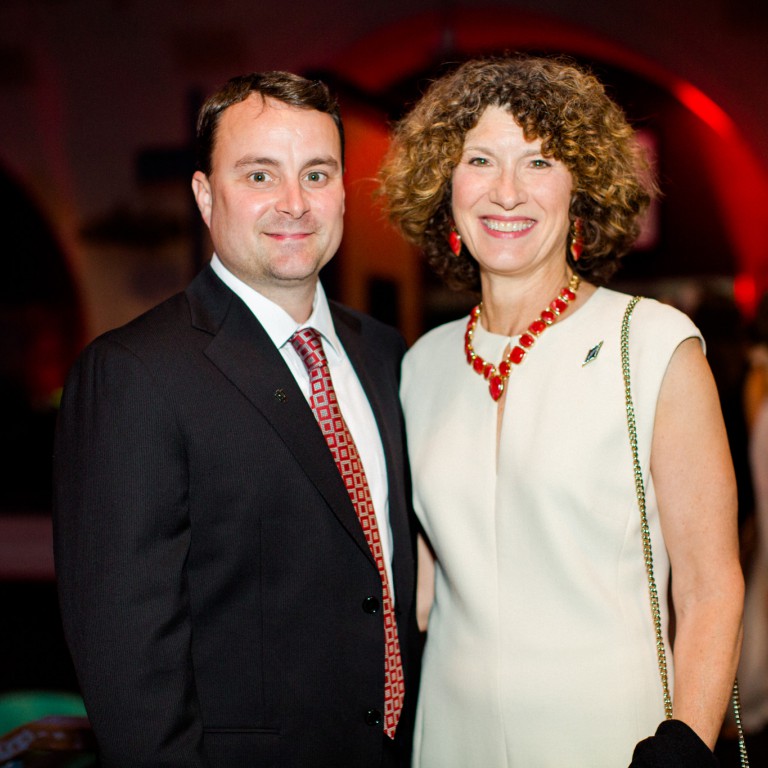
[53,72,419,768]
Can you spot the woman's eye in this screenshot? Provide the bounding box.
[531,159,551,168]
[468,157,489,166]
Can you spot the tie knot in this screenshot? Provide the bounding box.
[290,327,327,372]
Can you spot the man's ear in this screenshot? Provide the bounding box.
[192,171,212,227]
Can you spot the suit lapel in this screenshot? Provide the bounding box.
[186,268,373,561]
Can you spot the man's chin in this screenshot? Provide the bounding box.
[268,254,335,283]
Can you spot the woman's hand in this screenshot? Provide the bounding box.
[416,532,436,633]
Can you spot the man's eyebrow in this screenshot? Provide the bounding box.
[232,155,341,170]
[304,156,340,170]
[234,156,278,168]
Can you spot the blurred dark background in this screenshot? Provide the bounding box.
[1,0,767,760]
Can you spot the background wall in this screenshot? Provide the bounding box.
[2,0,767,340]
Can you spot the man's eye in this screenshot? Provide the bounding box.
[249,172,270,183]
[305,171,327,183]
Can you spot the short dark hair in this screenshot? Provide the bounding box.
[195,71,345,176]
[380,55,655,291]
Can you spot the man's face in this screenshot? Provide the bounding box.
[192,94,345,302]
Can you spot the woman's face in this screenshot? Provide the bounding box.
[451,105,574,283]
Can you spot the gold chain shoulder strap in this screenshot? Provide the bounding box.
[620,296,749,767]
[620,296,673,719]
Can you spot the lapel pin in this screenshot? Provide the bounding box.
[274,388,287,403]
[582,341,604,367]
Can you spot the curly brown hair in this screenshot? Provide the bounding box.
[379,55,655,291]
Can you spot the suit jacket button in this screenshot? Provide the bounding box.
[365,708,383,726]
[362,596,380,614]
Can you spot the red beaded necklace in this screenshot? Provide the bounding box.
[465,274,581,401]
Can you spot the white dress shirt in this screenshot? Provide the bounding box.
[210,255,395,589]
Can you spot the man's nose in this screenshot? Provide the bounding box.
[276,178,310,218]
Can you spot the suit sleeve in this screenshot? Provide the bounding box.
[53,337,209,767]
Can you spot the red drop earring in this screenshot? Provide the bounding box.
[448,227,462,257]
[570,218,584,262]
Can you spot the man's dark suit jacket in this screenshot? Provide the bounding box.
[53,266,419,768]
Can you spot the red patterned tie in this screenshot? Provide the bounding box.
[291,328,404,738]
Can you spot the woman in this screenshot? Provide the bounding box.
[736,393,768,749]
[744,293,768,431]
[736,294,768,750]
[380,56,743,767]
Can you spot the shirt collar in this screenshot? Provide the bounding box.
[209,254,342,360]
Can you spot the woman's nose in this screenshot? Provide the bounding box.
[489,169,526,208]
